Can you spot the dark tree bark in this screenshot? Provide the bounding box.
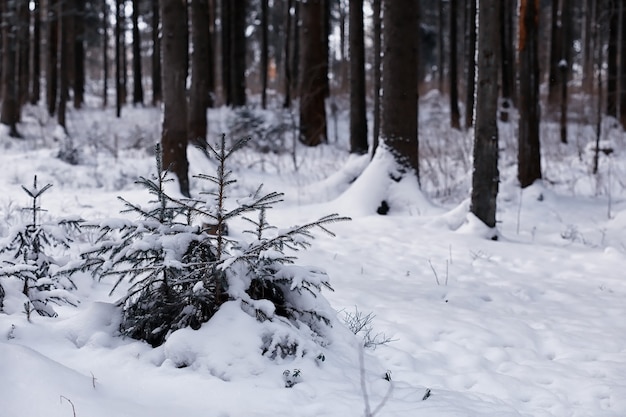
[189,0,211,147]
[381,0,419,177]
[261,0,268,109]
[58,0,71,130]
[1,0,21,137]
[372,0,381,155]
[299,0,327,146]
[619,2,626,128]
[160,0,190,197]
[283,0,293,108]
[471,0,500,233]
[449,0,460,129]
[322,0,330,98]
[103,0,109,107]
[349,0,367,154]
[47,0,59,117]
[581,0,595,92]
[132,0,144,105]
[207,0,216,108]
[152,0,162,105]
[115,0,123,117]
[221,0,231,105]
[31,0,42,105]
[464,0,476,128]
[518,0,542,188]
[74,0,85,109]
[291,0,300,98]
[438,0,445,92]
[17,1,30,109]
[230,0,246,107]
[607,0,618,117]
[500,0,516,122]
[547,0,563,108]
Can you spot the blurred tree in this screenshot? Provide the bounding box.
[518,0,542,188]
[471,0,500,235]
[102,0,109,107]
[607,0,618,117]
[371,0,381,155]
[47,0,59,117]
[152,0,162,104]
[464,0,476,128]
[500,0,516,122]
[349,0,367,154]
[230,0,246,107]
[449,0,460,129]
[1,0,21,137]
[132,0,144,105]
[381,0,419,178]
[260,0,268,108]
[30,0,42,105]
[74,0,86,109]
[189,0,211,147]
[115,0,123,117]
[160,0,190,197]
[299,0,327,146]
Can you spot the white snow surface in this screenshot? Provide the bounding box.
[0,100,625,417]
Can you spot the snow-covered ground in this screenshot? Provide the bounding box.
[1,96,625,417]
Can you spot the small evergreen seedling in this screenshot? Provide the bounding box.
[78,137,349,351]
[0,176,82,317]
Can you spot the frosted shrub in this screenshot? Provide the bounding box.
[77,137,349,349]
[0,177,82,317]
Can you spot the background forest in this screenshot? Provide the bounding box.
[0,1,626,416]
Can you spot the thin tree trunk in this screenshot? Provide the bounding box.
[31,0,42,105]
[500,0,515,122]
[1,0,21,137]
[132,0,144,105]
[207,0,216,107]
[547,0,563,108]
[449,0,460,129]
[291,0,300,98]
[74,0,85,109]
[372,0,381,155]
[518,0,542,188]
[17,1,30,109]
[115,0,122,117]
[189,0,210,147]
[582,0,595,93]
[47,0,59,117]
[261,0,268,109]
[103,0,109,107]
[152,0,162,105]
[465,0,476,128]
[58,0,69,130]
[283,0,293,108]
[349,0,367,154]
[607,0,618,117]
[438,0,445,92]
[221,0,231,105]
[471,0,500,232]
[619,2,626,128]
[230,0,246,107]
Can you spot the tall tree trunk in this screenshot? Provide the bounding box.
[500,0,516,122]
[152,0,162,104]
[581,0,595,93]
[372,0,381,155]
[299,0,327,146]
[465,0,476,128]
[17,1,30,109]
[547,0,563,108]
[220,0,231,105]
[381,0,419,177]
[207,0,216,108]
[1,0,21,137]
[558,0,570,143]
[449,0,460,129]
[230,0,246,107]
[47,0,59,117]
[58,0,70,130]
[74,0,85,109]
[619,2,626,128]
[291,0,300,98]
[115,0,123,117]
[283,0,293,108]
[438,0,445,92]
[322,0,330,98]
[471,0,500,233]
[518,0,542,188]
[132,0,144,105]
[31,0,42,105]
[103,0,109,108]
[607,0,618,117]
[189,0,210,147]
[260,0,268,109]
[160,0,190,197]
[349,0,367,154]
